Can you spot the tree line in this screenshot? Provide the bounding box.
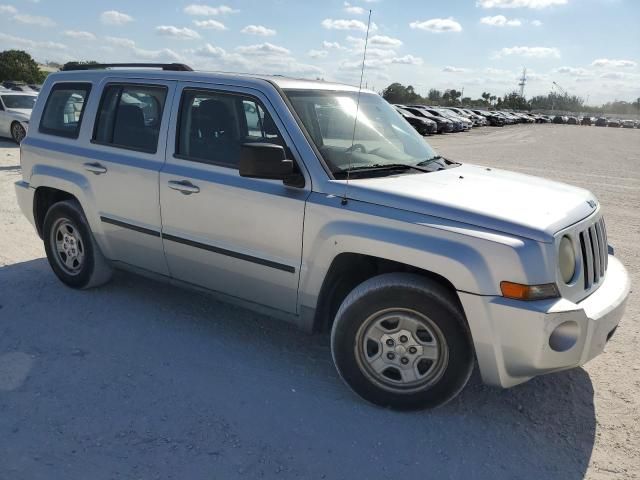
[382,82,640,115]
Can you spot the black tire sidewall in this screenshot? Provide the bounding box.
[43,202,96,289]
[332,283,473,410]
[12,122,25,144]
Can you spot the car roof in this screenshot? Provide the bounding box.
[0,91,38,96]
[44,69,371,94]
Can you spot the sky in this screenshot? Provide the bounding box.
[0,0,638,104]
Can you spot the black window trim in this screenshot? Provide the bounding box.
[173,87,287,169]
[38,82,92,139]
[90,82,169,155]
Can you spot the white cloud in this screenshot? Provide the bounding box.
[183,4,238,16]
[484,67,514,76]
[14,13,55,26]
[100,10,133,26]
[443,66,470,73]
[156,26,201,40]
[321,18,377,32]
[0,32,66,50]
[555,66,592,77]
[308,49,328,58]
[591,58,637,68]
[63,30,96,40]
[476,0,567,8]
[236,42,291,56]
[195,43,228,58]
[0,4,17,14]
[494,46,560,58]
[389,55,423,65]
[323,41,346,50]
[480,15,522,26]
[344,2,365,14]
[369,35,402,47]
[132,48,182,62]
[409,18,463,33]
[105,36,136,48]
[241,25,276,36]
[193,19,227,30]
[531,19,543,26]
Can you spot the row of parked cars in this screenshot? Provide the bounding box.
[1,81,42,93]
[393,103,640,135]
[552,115,640,128]
[393,105,555,135]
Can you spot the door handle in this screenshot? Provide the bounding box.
[83,162,108,175]
[168,180,200,195]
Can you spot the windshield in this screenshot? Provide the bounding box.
[285,90,440,175]
[1,95,36,110]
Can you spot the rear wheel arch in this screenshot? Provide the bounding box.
[33,187,78,239]
[313,252,462,333]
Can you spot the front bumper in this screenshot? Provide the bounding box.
[459,255,630,388]
[14,180,37,230]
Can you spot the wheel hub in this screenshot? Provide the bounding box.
[51,219,85,275]
[356,309,449,392]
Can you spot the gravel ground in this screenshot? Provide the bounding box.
[0,125,638,479]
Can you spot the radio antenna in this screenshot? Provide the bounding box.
[342,9,372,206]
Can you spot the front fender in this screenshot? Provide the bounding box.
[299,193,551,311]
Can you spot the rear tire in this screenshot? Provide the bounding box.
[43,200,112,289]
[331,273,473,410]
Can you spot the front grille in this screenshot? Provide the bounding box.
[578,217,608,289]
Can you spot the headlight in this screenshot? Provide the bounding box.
[559,235,576,284]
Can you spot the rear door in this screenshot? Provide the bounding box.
[83,78,176,274]
[158,82,310,313]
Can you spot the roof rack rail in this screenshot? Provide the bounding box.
[61,62,193,72]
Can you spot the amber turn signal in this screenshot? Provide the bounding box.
[500,281,559,301]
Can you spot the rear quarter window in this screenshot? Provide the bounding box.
[39,83,91,139]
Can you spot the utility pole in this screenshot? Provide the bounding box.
[518,67,527,98]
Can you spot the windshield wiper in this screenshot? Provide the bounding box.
[416,155,460,168]
[334,163,430,178]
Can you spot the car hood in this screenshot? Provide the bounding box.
[341,164,598,242]
[6,108,32,120]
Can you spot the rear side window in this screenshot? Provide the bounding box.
[93,84,167,153]
[39,83,91,138]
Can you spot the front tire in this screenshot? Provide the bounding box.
[331,273,474,410]
[43,200,112,289]
[11,122,26,145]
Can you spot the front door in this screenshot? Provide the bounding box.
[159,83,309,313]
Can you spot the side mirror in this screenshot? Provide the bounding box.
[239,143,293,180]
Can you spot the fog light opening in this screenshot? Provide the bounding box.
[549,321,579,352]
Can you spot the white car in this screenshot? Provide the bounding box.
[0,91,38,144]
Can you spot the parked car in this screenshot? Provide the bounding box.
[471,109,505,127]
[394,106,437,135]
[493,111,516,125]
[408,106,463,132]
[621,119,635,129]
[0,91,38,143]
[15,63,630,410]
[445,107,484,127]
[567,116,578,125]
[608,119,621,128]
[595,117,608,127]
[553,115,566,124]
[432,107,473,131]
[402,106,454,134]
[581,116,592,126]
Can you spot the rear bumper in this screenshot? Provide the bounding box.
[459,255,630,387]
[14,180,36,230]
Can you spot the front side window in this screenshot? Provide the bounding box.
[39,83,91,138]
[1,95,37,110]
[176,89,284,168]
[285,90,443,177]
[93,84,167,153]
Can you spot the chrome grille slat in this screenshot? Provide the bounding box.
[577,215,607,292]
[581,231,593,289]
[590,226,601,284]
[595,221,606,277]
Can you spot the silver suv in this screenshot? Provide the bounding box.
[15,63,630,409]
